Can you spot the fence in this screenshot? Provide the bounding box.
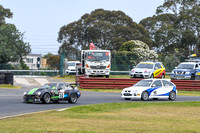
[79,77,200,91]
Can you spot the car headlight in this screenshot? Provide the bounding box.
[185,72,190,74]
[36,91,41,96]
[23,92,27,95]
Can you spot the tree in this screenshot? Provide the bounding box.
[43,53,54,58]
[156,0,200,55]
[58,9,151,59]
[47,55,60,70]
[0,5,31,67]
[112,40,158,71]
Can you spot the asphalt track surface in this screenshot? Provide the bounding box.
[0,87,200,119]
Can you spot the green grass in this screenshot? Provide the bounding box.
[0,102,200,133]
[0,84,21,89]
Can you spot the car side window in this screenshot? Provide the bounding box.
[57,83,64,90]
[64,84,73,90]
[162,80,173,87]
[151,80,162,87]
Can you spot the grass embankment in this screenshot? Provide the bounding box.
[0,84,21,89]
[0,102,200,133]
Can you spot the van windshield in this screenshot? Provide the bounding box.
[87,52,109,61]
[67,62,75,66]
[136,63,153,69]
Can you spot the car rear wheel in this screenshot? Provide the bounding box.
[125,98,131,100]
[169,91,176,101]
[68,93,78,104]
[161,74,165,79]
[141,91,149,101]
[42,93,51,104]
[150,74,154,78]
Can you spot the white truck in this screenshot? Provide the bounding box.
[80,50,111,78]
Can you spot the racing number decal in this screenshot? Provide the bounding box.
[59,92,64,98]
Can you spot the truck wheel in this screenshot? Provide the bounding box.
[68,94,78,104]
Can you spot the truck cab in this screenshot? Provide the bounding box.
[170,62,200,80]
[80,50,111,78]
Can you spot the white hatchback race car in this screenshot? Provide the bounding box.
[121,79,177,101]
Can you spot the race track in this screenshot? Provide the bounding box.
[0,87,200,119]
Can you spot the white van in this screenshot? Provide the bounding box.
[66,61,80,75]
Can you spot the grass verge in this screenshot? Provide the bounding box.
[0,102,200,133]
[0,84,21,89]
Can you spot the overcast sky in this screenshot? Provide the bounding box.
[1,0,164,55]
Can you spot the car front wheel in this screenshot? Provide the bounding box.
[68,93,78,104]
[42,93,51,104]
[169,91,176,101]
[141,91,149,101]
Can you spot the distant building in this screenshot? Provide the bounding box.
[24,54,41,70]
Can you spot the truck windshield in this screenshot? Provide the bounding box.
[134,80,153,87]
[87,52,109,61]
[136,63,153,69]
[177,64,194,69]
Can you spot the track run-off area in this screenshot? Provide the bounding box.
[1,84,200,119]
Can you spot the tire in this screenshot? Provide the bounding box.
[191,74,195,80]
[125,98,131,100]
[169,91,176,101]
[141,91,149,101]
[42,93,51,104]
[161,74,165,79]
[150,74,154,78]
[106,75,109,78]
[68,93,78,104]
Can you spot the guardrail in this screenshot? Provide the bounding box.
[79,77,200,91]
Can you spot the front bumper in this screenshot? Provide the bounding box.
[130,73,150,78]
[121,93,141,99]
[170,75,192,79]
[23,95,41,103]
[85,69,110,76]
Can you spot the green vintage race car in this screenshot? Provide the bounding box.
[23,82,81,104]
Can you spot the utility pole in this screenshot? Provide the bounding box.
[59,49,65,76]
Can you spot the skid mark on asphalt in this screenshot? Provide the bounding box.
[34,78,49,86]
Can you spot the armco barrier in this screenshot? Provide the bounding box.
[79,77,200,91]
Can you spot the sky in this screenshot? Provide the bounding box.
[0,0,164,56]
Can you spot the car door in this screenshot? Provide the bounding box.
[149,80,163,98]
[153,63,164,78]
[161,80,175,96]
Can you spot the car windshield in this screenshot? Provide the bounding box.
[42,83,57,89]
[177,64,194,69]
[136,63,153,69]
[134,80,153,87]
[86,52,109,61]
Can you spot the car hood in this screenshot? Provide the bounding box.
[27,88,46,95]
[123,86,149,91]
[172,69,193,72]
[133,68,152,72]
